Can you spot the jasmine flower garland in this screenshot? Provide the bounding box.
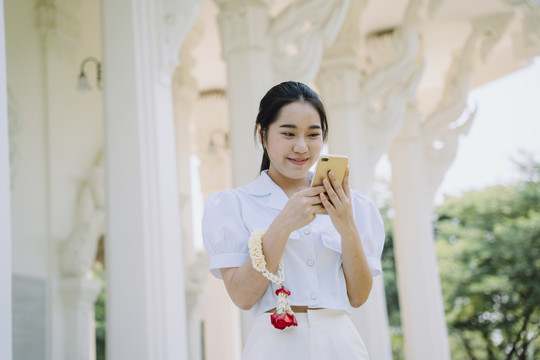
[248,229,298,330]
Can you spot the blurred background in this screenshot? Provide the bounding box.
[1,0,539,359]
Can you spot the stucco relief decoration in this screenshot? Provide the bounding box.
[175,20,204,95]
[506,0,540,55]
[361,0,424,139]
[7,88,20,186]
[474,13,514,62]
[36,0,80,56]
[419,13,513,198]
[314,0,366,107]
[270,0,349,83]
[522,11,540,47]
[60,151,105,277]
[428,0,445,17]
[215,0,271,57]
[157,0,202,79]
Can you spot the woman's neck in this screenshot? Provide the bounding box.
[267,168,310,198]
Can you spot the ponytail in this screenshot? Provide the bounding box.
[260,148,270,173]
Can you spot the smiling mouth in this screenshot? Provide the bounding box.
[288,157,309,165]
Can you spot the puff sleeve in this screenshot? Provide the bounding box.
[352,190,385,277]
[202,190,251,279]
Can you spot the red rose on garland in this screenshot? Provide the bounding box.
[271,312,298,330]
[269,287,297,330]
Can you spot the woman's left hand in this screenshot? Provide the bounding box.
[320,167,357,235]
[321,167,373,308]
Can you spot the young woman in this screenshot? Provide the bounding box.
[202,81,385,359]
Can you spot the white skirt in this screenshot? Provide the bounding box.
[242,309,370,360]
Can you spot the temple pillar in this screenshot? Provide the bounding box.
[214,0,272,344]
[389,107,453,360]
[317,22,395,360]
[194,89,242,359]
[0,1,13,358]
[102,0,200,358]
[60,278,102,360]
[58,151,105,360]
[214,0,272,186]
[389,13,512,360]
[316,1,425,358]
[172,21,212,360]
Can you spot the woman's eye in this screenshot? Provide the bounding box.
[309,133,321,138]
[282,132,294,137]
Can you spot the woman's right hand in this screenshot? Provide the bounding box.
[220,185,325,310]
[275,185,326,232]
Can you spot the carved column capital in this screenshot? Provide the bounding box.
[173,19,204,96]
[316,0,364,106]
[157,0,202,80]
[472,12,514,62]
[513,11,540,59]
[59,152,105,278]
[317,65,362,107]
[35,0,80,57]
[270,0,350,83]
[214,0,270,58]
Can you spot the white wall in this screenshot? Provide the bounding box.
[5,0,49,278]
[1,1,13,358]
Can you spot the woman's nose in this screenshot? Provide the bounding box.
[293,137,308,153]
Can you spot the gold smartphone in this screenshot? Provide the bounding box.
[310,155,349,187]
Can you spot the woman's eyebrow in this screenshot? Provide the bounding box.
[278,124,321,129]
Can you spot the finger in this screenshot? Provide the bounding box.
[328,170,347,200]
[323,178,341,207]
[303,185,325,196]
[342,167,351,198]
[319,192,335,212]
[307,195,322,205]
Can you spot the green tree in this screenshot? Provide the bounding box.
[380,205,405,359]
[435,159,540,359]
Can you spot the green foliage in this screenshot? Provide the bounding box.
[380,205,405,360]
[94,262,106,360]
[435,159,540,359]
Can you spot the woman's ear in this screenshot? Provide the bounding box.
[257,124,265,148]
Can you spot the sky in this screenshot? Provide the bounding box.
[435,57,540,202]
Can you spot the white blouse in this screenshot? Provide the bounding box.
[202,171,385,318]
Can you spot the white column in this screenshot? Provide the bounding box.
[214,0,272,186]
[58,153,105,360]
[389,108,452,360]
[0,1,13,359]
[316,1,427,358]
[388,14,512,359]
[102,0,198,358]
[173,25,200,266]
[172,22,213,360]
[60,278,102,360]
[214,0,273,343]
[317,39,395,360]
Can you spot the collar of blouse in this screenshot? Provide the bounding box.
[248,170,315,210]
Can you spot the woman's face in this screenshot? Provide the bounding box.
[262,102,323,182]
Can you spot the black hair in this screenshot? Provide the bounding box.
[254,81,328,173]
